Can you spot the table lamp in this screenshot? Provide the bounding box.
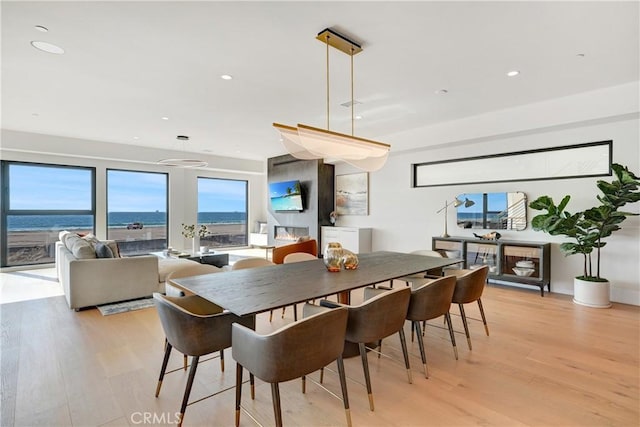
[436,196,475,238]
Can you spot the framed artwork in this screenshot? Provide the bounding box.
[412,140,612,187]
[336,172,369,215]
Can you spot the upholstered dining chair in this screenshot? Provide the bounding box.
[406,275,458,377]
[271,239,318,265]
[153,293,255,427]
[306,286,412,412]
[445,265,490,350]
[231,257,277,321]
[233,307,351,427]
[281,252,318,320]
[165,264,225,371]
[396,250,444,288]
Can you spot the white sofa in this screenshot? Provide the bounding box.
[56,241,162,310]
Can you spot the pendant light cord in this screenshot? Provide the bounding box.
[351,46,355,136]
[326,34,330,131]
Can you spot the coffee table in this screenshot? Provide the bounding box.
[151,251,229,268]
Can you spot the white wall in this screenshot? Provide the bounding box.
[0,130,267,250]
[335,82,640,305]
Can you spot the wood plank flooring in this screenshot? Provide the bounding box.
[1,282,638,426]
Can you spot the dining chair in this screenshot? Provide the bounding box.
[165,264,225,371]
[445,265,490,350]
[233,307,351,427]
[406,275,458,377]
[231,257,277,321]
[271,239,318,264]
[307,286,412,411]
[281,252,318,320]
[396,250,444,288]
[153,293,255,427]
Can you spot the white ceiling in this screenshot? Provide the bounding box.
[2,1,638,162]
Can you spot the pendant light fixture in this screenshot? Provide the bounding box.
[273,28,390,172]
[157,135,208,168]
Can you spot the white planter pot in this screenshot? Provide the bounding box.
[573,277,611,308]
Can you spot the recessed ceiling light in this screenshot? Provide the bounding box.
[161,117,169,121]
[577,53,586,57]
[34,25,49,33]
[221,74,233,80]
[32,113,39,117]
[506,70,520,77]
[133,136,139,140]
[176,135,189,141]
[435,89,448,94]
[30,40,65,54]
[355,115,363,120]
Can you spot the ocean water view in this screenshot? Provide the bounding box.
[7,211,247,231]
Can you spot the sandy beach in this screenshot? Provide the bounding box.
[6,223,247,265]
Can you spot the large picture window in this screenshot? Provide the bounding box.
[107,169,168,255]
[198,177,248,248]
[1,161,95,267]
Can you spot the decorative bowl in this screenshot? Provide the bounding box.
[512,267,535,277]
[516,260,534,268]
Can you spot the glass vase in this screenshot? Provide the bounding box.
[323,242,343,272]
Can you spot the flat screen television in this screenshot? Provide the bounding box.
[269,180,304,211]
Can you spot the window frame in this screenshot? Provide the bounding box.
[1,160,96,267]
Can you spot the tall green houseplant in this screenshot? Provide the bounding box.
[529,163,640,282]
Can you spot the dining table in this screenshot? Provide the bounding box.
[171,251,461,317]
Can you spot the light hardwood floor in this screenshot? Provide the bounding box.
[1,276,638,426]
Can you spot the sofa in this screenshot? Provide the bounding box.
[56,240,161,310]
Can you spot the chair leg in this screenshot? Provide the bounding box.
[358,342,374,411]
[294,304,298,321]
[155,342,173,397]
[250,373,255,400]
[477,298,490,336]
[411,321,415,342]
[398,327,413,384]
[271,383,283,427]
[235,363,243,427]
[302,375,306,394]
[320,367,324,384]
[269,309,273,322]
[281,307,286,319]
[459,304,472,350]
[377,339,382,359]
[220,349,225,372]
[413,321,428,379]
[179,355,200,427]
[445,312,458,360]
[183,354,188,371]
[336,356,352,427]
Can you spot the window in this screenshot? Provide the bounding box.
[107,169,168,255]
[197,178,248,248]
[1,161,95,267]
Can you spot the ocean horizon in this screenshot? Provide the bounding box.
[8,211,247,231]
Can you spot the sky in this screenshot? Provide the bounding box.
[9,164,247,212]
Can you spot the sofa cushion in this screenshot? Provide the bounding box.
[64,234,96,259]
[95,242,115,258]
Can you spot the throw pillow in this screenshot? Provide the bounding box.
[95,242,114,258]
[106,241,121,258]
[65,234,96,259]
[82,233,100,248]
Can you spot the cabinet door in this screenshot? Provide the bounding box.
[337,228,360,253]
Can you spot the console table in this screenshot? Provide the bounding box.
[432,236,550,296]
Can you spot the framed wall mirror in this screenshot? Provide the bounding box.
[457,192,527,231]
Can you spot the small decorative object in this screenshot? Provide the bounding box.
[473,231,501,240]
[512,267,535,277]
[329,210,338,226]
[341,249,359,270]
[323,242,344,272]
[200,246,208,254]
[181,223,208,239]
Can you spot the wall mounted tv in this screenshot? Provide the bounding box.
[269,180,304,212]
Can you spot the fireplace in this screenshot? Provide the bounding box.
[274,226,310,245]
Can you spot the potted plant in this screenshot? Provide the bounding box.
[181,223,208,254]
[529,163,639,308]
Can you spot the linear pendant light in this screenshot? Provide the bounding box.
[273,28,390,172]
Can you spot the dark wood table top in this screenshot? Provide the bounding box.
[172,251,460,317]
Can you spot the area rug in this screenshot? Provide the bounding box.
[97,297,155,316]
